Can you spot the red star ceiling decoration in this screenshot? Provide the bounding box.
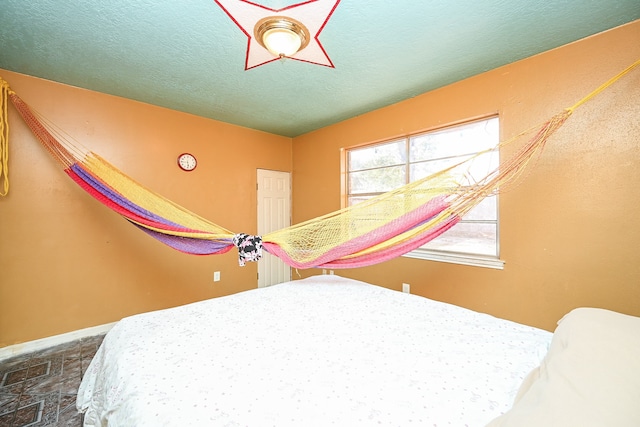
[214,0,341,70]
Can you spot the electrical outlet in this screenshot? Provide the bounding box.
[402,283,410,293]
[214,271,221,282]
[329,270,334,275]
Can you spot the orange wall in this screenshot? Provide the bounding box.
[292,21,640,331]
[0,71,292,347]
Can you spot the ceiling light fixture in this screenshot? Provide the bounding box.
[214,0,340,69]
[254,16,310,58]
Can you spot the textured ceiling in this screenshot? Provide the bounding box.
[1,1,639,137]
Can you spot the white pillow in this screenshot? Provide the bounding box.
[486,307,640,427]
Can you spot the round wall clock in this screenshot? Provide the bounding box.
[177,153,197,171]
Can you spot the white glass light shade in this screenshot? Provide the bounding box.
[254,16,310,58]
[263,28,302,57]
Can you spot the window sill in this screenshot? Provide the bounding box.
[403,249,505,270]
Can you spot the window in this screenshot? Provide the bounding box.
[345,116,504,269]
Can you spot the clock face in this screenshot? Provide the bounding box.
[177,153,197,171]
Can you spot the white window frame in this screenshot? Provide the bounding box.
[344,116,505,270]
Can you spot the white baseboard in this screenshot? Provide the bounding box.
[0,322,117,361]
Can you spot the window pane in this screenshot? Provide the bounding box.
[464,149,499,184]
[349,165,406,194]
[345,116,500,264]
[349,139,406,172]
[348,195,374,206]
[463,196,497,221]
[411,149,498,186]
[410,154,474,181]
[410,117,499,162]
[421,222,497,256]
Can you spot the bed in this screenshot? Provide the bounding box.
[77,275,554,426]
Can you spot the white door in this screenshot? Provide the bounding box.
[257,169,291,287]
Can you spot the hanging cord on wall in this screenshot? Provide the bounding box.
[566,58,640,114]
[0,77,13,196]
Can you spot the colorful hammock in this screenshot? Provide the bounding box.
[0,59,638,269]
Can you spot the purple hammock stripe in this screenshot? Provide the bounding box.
[133,223,234,255]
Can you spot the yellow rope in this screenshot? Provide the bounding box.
[567,58,640,113]
[0,78,14,196]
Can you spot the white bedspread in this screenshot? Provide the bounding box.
[77,275,551,427]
